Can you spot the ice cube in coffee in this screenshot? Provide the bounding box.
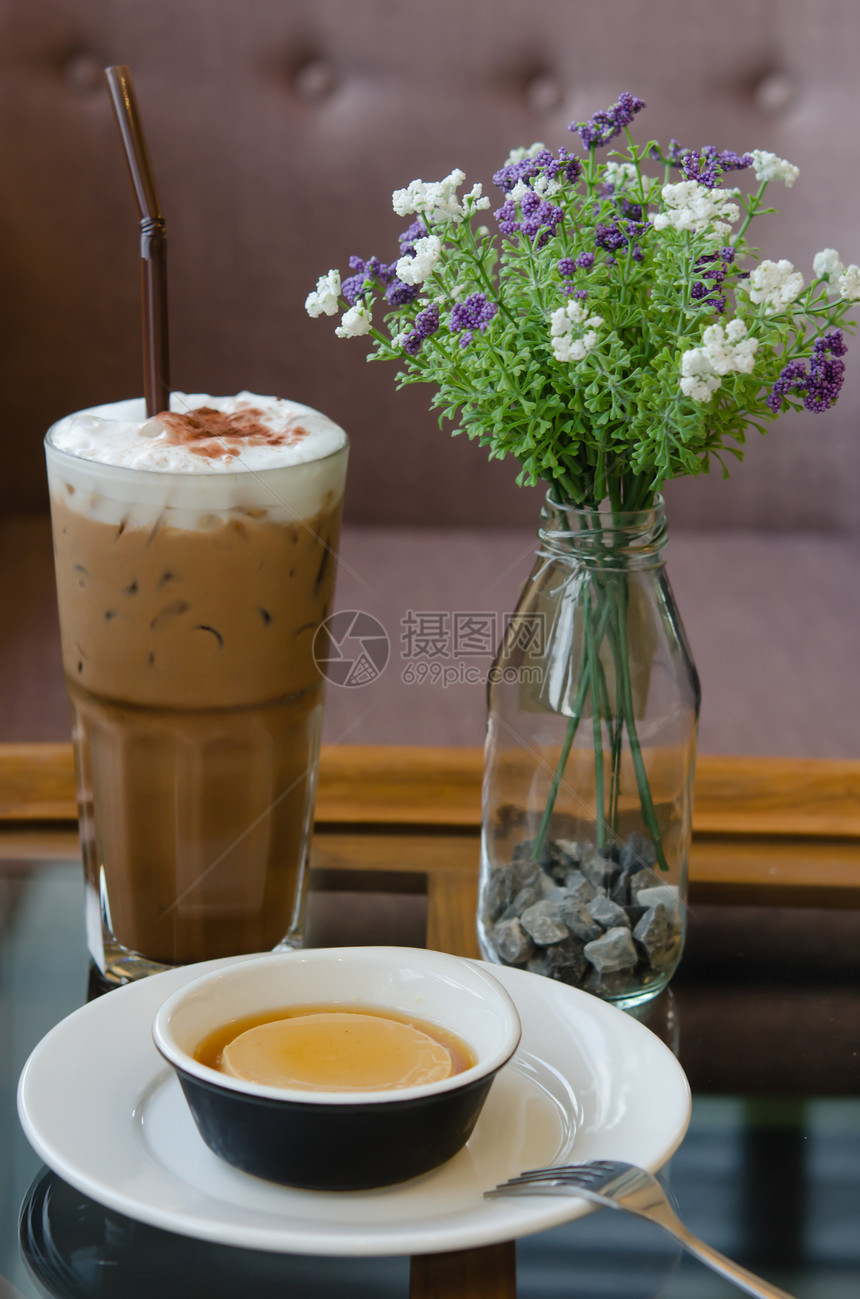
[45,392,348,982]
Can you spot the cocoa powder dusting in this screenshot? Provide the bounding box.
[155,407,310,459]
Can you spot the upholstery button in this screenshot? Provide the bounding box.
[293,57,338,103]
[525,70,563,114]
[754,71,796,114]
[64,52,105,93]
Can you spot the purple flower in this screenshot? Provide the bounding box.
[767,332,848,413]
[494,199,520,235]
[493,156,541,192]
[385,279,419,307]
[571,92,646,150]
[495,191,564,247]
[805,334,847,411]
[593,218,646,259]
[821,328,848,357]
[401,302,441,357]
[672,145,754,189]
[398,220,429,255]
[519,191,564,246]
[572,288,589,299]
[493,146,581,194]
[450,292,498,347]
[767,359,808,413]
[594,221,628,252]
[575,252,595,270]
[415,303,440,338]
[690,250,733,312]
[557,257,576,277]
[342,255,396,304]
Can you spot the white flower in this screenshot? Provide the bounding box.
[680,351,722,402]
[334,302,372,339]
[464,183,491,215]
[304,269,341,318]
[750,149,799,188]
[392,170,488,224]
[549,300,604,363]
[503,142,546,166]
[839,264,860,300]
[679,319,759,402]
[650,180,740,240]
[509,174,561,203]
[702,320,759,374]
[395,235,442,285]
[532,173,562,199]
[813,248,844,281]
[748,258,805,313]
[603,161,639,188]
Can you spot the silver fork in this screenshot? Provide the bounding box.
[485,1159,798,1299]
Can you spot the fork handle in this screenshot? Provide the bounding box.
[664,1217,798,1299]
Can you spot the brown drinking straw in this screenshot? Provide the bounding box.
[104,65,170,417]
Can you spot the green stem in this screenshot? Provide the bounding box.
[533,704,583,859]
[457,225,516,324]
[593,593,623,838]
[584,587,606,849]
[612,578,671,871]
[532,593,614,857]
[733,180,768,245]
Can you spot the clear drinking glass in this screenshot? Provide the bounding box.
[45,399,347,984]
[478,494,699,1007]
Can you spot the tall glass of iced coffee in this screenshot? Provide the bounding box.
[45,392,348,983]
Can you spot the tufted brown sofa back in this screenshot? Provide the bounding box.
[2,0,859,530]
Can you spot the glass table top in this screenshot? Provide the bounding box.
[2,858,859,1298]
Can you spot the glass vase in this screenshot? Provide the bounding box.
[478,493,700,1008]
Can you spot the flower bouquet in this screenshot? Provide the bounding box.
[308,92,857,1004]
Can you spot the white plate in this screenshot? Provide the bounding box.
[18,956,691,1257]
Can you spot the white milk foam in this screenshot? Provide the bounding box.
[45,394,348,530]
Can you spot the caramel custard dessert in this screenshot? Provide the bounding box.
[195,1005,476,1092]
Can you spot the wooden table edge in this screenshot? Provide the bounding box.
[2,742,860,835]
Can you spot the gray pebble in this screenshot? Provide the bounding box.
[578,845,617,890]
[636,885,677,912]
[619,831,657,872]
[492,917,535,966]
[610,873,631,906]
[501,882,544,921]
[633,904,669,963]
[584,926,638,973]
[513,860,544,891]
[544,936,587,983]
[520,900,569,946]
[561,871,597,906]
[559,900,604,942]
[555,838,586,862]
[483,864,517,922]
[628,868,658,902]
[587,894,630,929]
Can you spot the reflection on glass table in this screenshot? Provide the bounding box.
[2,859,860,1298]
